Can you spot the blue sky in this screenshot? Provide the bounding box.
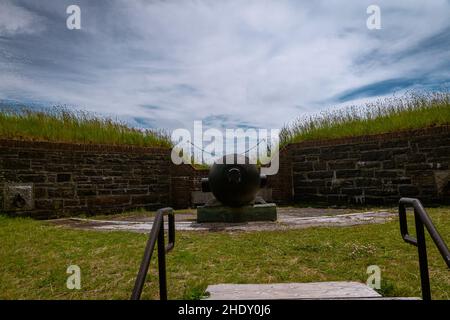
[0,0,449,133]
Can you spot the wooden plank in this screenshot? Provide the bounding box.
[205,281,383,300]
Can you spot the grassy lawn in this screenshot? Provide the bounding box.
[0,208,449,300]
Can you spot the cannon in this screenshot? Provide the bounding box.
[201,154,267,207]
[197,154,277,223]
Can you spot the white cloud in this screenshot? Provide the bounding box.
[0,1,44,35]
[0,0,449,132]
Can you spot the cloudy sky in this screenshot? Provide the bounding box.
[0,0,449,133]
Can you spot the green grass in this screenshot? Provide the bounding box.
[1,207,449,300]
[280,91,450,147]
[3,92,448,151]
[0,107,172,148]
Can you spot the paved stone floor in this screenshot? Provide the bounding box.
[49,207,396,233]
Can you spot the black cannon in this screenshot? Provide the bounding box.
[201,154,267,207]
[197,153,276,222]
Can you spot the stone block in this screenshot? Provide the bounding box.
[292,162,313,172]
[361,150,391,161]
[375,170,401,178]
[399,185,420,196]
[335,169,361,178]
[307,171,334,179]
[56,173,72,182]
[329,160,356,170]
[3,183,34,211]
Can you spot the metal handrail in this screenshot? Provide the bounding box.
[398,198,450,300]
[130,207,175,300]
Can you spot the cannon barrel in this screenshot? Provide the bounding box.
[202,154,266,207]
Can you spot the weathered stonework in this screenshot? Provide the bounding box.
[0,139,171,218]
[170,164,208,209]
[282,126,450,205]
[173,126,450,207]
[1,125,449,219]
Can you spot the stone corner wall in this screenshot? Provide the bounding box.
[0,139,171,219]
[170,163,208,209]
[284,126,450,205]
[267,147,294,204]
[2,125,449,219]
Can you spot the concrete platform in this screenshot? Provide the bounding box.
[197,203,277,223]
[205,282,384,300]
[49,210,396,233]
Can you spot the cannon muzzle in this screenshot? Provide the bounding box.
[202,154,266,207]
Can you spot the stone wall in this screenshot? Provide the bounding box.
[170,163,208,209]
[287,126,450,205]
[171,125,450,206]
[2,126,449,218]
[267,147,293,204]
[0,139,171,218]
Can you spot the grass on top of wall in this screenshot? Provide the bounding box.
[280,91,450,148]
[0,107,172,148]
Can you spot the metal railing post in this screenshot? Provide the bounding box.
[398,198,450,301]
[130,213,162,300]
[157,219,168,300]
[414,212,431,300]
[130,207,175,300]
